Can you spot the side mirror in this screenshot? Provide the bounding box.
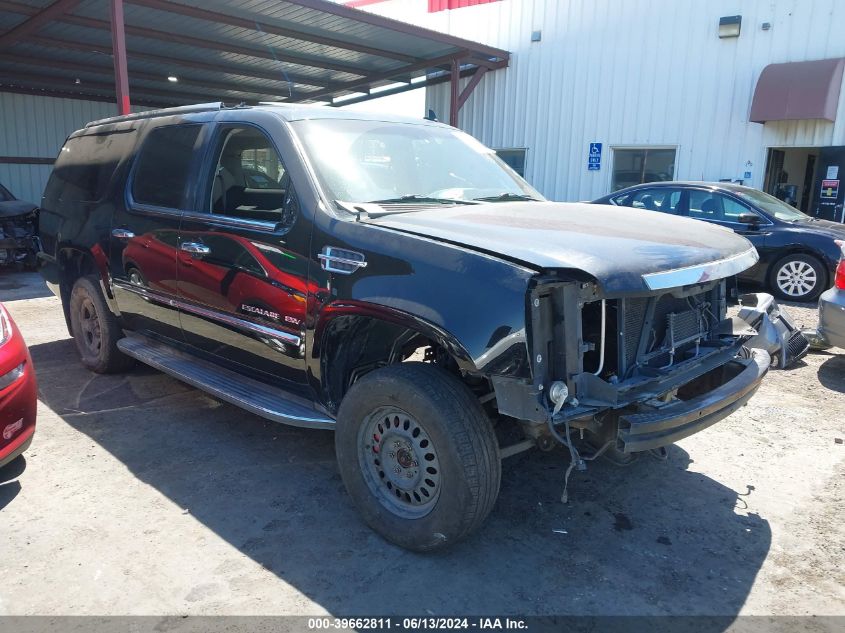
[737,212,761,226]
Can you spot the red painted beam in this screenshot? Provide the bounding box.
[449,58,460,127]
[110,0,131,115]
[457,63,486,110]
[0,0,80,50]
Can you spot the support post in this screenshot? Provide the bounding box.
[110,0,131,115]
[449,57,460,127]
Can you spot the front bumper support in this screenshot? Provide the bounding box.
[617,348,770,452]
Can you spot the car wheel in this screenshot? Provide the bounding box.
[770,254,826,302]
[335,362,501,552]
[69,276,135,373]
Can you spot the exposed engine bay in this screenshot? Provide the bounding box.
[0,203,40,269]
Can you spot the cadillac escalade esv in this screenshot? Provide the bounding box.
[39,103,769,551]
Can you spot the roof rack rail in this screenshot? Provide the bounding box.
[85,102,226,128]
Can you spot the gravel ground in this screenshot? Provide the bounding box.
[0,271,843,621]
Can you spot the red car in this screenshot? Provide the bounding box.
[0,302,36,468]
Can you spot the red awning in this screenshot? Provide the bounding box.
[750,58,845,123]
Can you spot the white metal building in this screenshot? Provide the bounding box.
[352,0,845,220]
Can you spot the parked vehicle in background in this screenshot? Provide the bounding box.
[39,103,770,551]
[805,241,845,351]
[0,182,39,269]
[0,303,37,469]
[592,182,845,302]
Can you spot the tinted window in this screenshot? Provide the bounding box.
[623,188,682,214]
[688,191,752,222]
[0,183,13,201]
[207,125,297,227]
[132,125,201,209]
[45,130,136,202]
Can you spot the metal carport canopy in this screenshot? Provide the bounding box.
[0,0,509,124]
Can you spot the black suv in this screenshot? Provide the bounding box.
[39,103,769,551]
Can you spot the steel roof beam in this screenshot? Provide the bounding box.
[126,0,419,64]
[285,0,510,63]
[26,35,332,91]
[0,84,171,106]
[0,53,303,99]
[0,0,373,77]
[293,51,466,102]
[0,69,235,104]
[0,0,81,50]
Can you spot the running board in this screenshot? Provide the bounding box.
[117,334,335,430]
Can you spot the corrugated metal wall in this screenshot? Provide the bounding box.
[363,0,845,201]
[0,93,123,204]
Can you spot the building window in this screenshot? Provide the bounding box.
[611,147,676,191]
[495,148,527,178]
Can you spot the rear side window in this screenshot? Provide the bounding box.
[132,124,201,209]
[45,130,136,202]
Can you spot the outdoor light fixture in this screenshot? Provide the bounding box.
[167,75,179,82]
[719,15,741,38]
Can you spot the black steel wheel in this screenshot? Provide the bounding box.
[69,276,134,374]
[359,406,442,519]
[335,362,500,552]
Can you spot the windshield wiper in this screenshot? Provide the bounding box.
[367,195,478,205]
[472,193,540,202]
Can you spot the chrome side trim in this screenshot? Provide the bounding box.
[181,209,285,234]
[642,247,759,290]
[114,281,301,347]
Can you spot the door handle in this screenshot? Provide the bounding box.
[180,242,211,257]
[112,228,135,240]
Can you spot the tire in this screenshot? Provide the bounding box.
[68,276,135,374]
[335,362,501,552]
[769,253,827,302]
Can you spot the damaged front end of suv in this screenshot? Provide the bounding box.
[492,248,770,469]
[0,188,40,269]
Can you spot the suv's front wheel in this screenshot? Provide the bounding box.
[335,362,500,551]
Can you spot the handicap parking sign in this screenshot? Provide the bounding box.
[588,142,602,171]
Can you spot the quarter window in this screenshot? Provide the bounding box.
[132,124,201,209]
[46,130,136,202]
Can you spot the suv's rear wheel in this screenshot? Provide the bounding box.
[770,253,826,301]
[69,276,134,373]
[335,362,500,551]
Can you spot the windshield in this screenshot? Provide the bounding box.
[289,118,543,207]
[734,188,810,222]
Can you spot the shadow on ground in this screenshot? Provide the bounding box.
[26,337,771,618]
[0,271,52,301]
[817,354,845,393]
[0,455,26,510]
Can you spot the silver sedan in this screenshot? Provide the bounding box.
[807,241,845,350]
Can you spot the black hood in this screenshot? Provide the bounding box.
[0,200,37,218]
[368,201,758,294]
